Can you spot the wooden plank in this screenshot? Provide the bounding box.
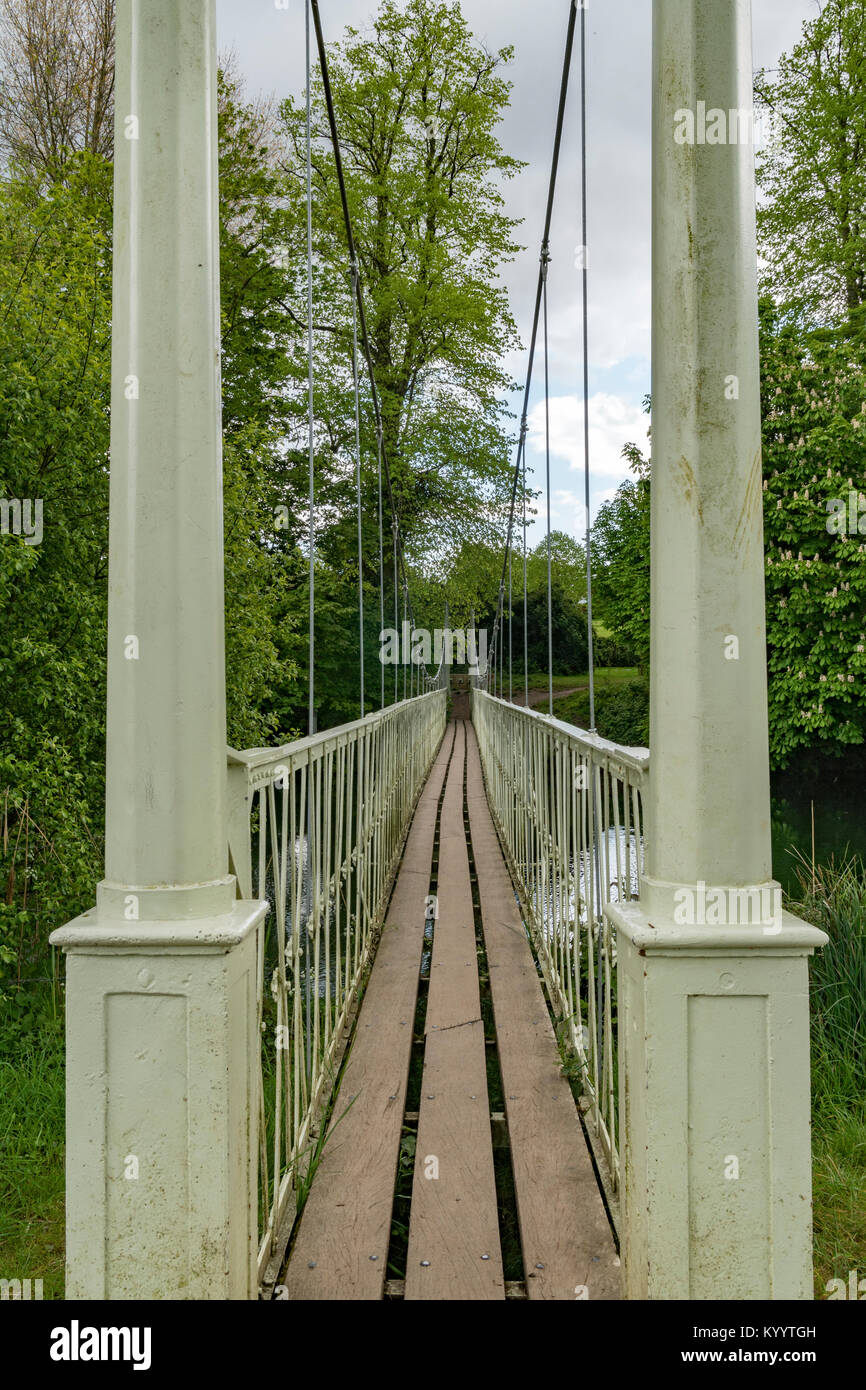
[405,723,505,1300]
[281,724,455,1300]
[464,723,622,1301]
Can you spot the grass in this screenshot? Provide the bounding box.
[522,672,598,691]
[551,669,648,746]
[810,1046,866,1295]
[0,1009,65,1299]
[521,667,639,694]
[787,855,866,1296]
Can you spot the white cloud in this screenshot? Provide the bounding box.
[550,488,588,537]
[527,391,648,480]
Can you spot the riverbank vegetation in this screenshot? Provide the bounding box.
[789,858,866,1292]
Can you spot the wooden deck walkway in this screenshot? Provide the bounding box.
[281,717,620,1301]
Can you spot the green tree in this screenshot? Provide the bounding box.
[0,0,115,179]
[525,530,587,607]
[0,156,112,988]
[278,0,524,565]
[759,299,866,765]
[511,584,588,678]
[588,314,866,766]
[755,0,866,321]
[590,437,651,671]
[0,77,306,980]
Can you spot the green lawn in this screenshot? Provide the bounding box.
[811,1046,866,1296]
[789,859,866,1296]
[0,1021,65,1299]
[550,670,648,746]
[521,667,639,694]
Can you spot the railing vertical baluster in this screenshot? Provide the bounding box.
[470,687,648,1217]
[312,752,322,1092]
[235,691,447,1284]
[323,747,333,1050]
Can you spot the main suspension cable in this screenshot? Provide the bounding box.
[542,248,553,716]
[393,526,399,705]
[508,540,513,703]
[487,0,578,686]
[350,262,365,718]
[579,0,597,733]
[305,0,316,737]
[311,0,432,690]
[522,422,529,706]
[377,425,385,709]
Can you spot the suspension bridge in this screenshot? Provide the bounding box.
[50,0,827,1304]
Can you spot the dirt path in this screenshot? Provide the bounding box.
[449,685,586,715]
[510,685,585,709]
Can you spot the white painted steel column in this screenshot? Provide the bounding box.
[51,0,266,1299]
[605,0,826,1300]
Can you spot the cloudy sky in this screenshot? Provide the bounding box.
[216,0,819,544]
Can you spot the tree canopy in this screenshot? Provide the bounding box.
[588,0,866,764]
[0,0,529,998]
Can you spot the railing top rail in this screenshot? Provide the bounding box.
[228,688,444,781]
[472,687,650,781]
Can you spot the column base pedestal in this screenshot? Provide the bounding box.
[50,901,267,1300]
[605,899,827,1300]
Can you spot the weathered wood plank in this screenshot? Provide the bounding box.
[280,725,455,1300]
[405,723,505,1300]
[464,723,622,1302]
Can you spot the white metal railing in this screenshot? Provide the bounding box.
[227,689,447,1288]
[471,687,649,1211]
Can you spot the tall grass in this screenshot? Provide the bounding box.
[0,1005,65,1299]
[789,855,866,1295]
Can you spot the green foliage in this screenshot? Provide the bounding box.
[511,584,588,677]
[755,0,866,320]
[789,855,866,1290]
[524,530,587,608]
[552,671,648,746]
[589,439,651,671]
[0,4,530,999]
[0,1004,65,1299]
[588,4,866,769]
[592,631,639,669]
[588,311,866,766]
[794,854,866,1064]
[278,0,524,571]
[760,300,866,765]
[449,531,591,678]
[0,91,306,983]
[0,155,112,1000]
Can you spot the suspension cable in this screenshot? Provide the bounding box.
[579,0,597,733]
[508,539,512,703]
[310,0,432,692]
[305,0,316,737]
[350,262,365,717]
[377,425,385,709]
[402,581,408,702]
[393,527,399,704]
[522,422,529,705]
[487,0,579,684]
[542,249,554,716]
